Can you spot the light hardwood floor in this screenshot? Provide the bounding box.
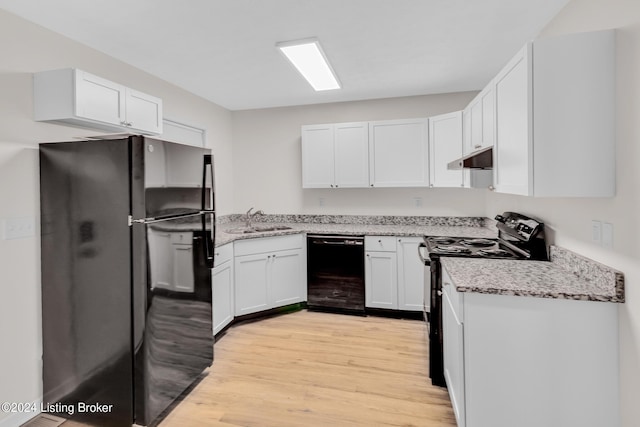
[159,310,457,427]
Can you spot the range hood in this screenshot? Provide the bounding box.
[447,146,493,170]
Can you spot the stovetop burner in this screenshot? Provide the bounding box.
[460,238,496,247]
[476,248,516,258]
[430,237,457,245]
[424,235,523,260]
[430,245,472,255]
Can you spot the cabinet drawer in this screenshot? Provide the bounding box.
[170,232,193,245]
[213,243,233,267]
[365,236,397,252]
[442,267,463,322]
[234,234,304,257]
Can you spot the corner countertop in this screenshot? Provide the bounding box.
[440,246,624,303]
[148,213,499,246]
[215,221,497,246]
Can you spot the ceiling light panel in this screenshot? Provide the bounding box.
[277,38,340,91]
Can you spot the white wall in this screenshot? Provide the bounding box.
[231,92,487,216]
[0,9,233,427]
[485,1,640,425]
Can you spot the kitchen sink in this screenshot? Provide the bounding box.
[225,225,292,234]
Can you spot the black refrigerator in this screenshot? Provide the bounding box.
[39,135,215,426]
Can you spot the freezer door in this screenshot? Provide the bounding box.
[139,137,211,218]
[132,215,213,426]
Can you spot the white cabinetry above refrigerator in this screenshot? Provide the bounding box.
[34,68,163,135]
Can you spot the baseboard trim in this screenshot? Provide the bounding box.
[0,397,42,427]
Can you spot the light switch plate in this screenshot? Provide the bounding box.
[2,217,36,240]
[591,220,602,245]
[602,222,613,249]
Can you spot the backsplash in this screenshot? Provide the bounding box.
[216,214,487,227]
[550,245,625,303]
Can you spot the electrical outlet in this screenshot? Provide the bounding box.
[318,197,325,207]
[591,220,602,245]
[413,197,423,207]
[602,222,613,249]
[3,217,36,240]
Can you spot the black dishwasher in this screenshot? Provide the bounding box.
[307,235,365,314]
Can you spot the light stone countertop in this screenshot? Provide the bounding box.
[214,221,497,246]
[148,214,498,245]
[440,252,624,303]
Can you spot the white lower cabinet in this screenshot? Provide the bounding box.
[365,236,424,311]
[397,237,426,311]
[212,243,234,335]
[442,272,465,427]
[148,229,193,293]
[365,250,397,309]
[441,266,620,427]
[234,234,306,316]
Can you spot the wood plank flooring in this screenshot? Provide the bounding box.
[159,310,456,427]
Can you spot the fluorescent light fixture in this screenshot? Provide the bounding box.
[277,38,341,91]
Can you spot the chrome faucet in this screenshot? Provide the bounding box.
[245,207,264,228]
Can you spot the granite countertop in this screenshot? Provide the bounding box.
[215,221,497,246]
[440,246,625,303]
[149,214,498,246]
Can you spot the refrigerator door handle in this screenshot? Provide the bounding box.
[202,154,216,268]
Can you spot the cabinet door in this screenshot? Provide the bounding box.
[148,229,173,290]
[301,124,334,188]
[269,249,306,307]
[234,253,269,316]
[369,119,429,187]
[429,112,463,188]
[365,251,397,309]
[480,84,495,149]
[126,88,163,135]
[75,70,126,126]
[334,122,369,188]
[443,290,465,427]
[462,107,471,188]
[494,44,532,196]
[212,260,234,335]
[396,238,424,312]
[172,244,194,293]
[469,98,483,152]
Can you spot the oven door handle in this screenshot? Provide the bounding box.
[418,243,431,266]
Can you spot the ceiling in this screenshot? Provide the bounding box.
[0,0,569,111]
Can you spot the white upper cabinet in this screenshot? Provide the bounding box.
[301,124,335,188]
[301,122,369,188]
[334,122,369,187]
[369,118,430,187]
[462,108,494,189]
[493,30,615,197]
[34,68,163,135]
[125,88,163,134]
[75,70,126,126]
[429,111,463,188]
[468,83,495,152]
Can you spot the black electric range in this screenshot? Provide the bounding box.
[419,212,548,387]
